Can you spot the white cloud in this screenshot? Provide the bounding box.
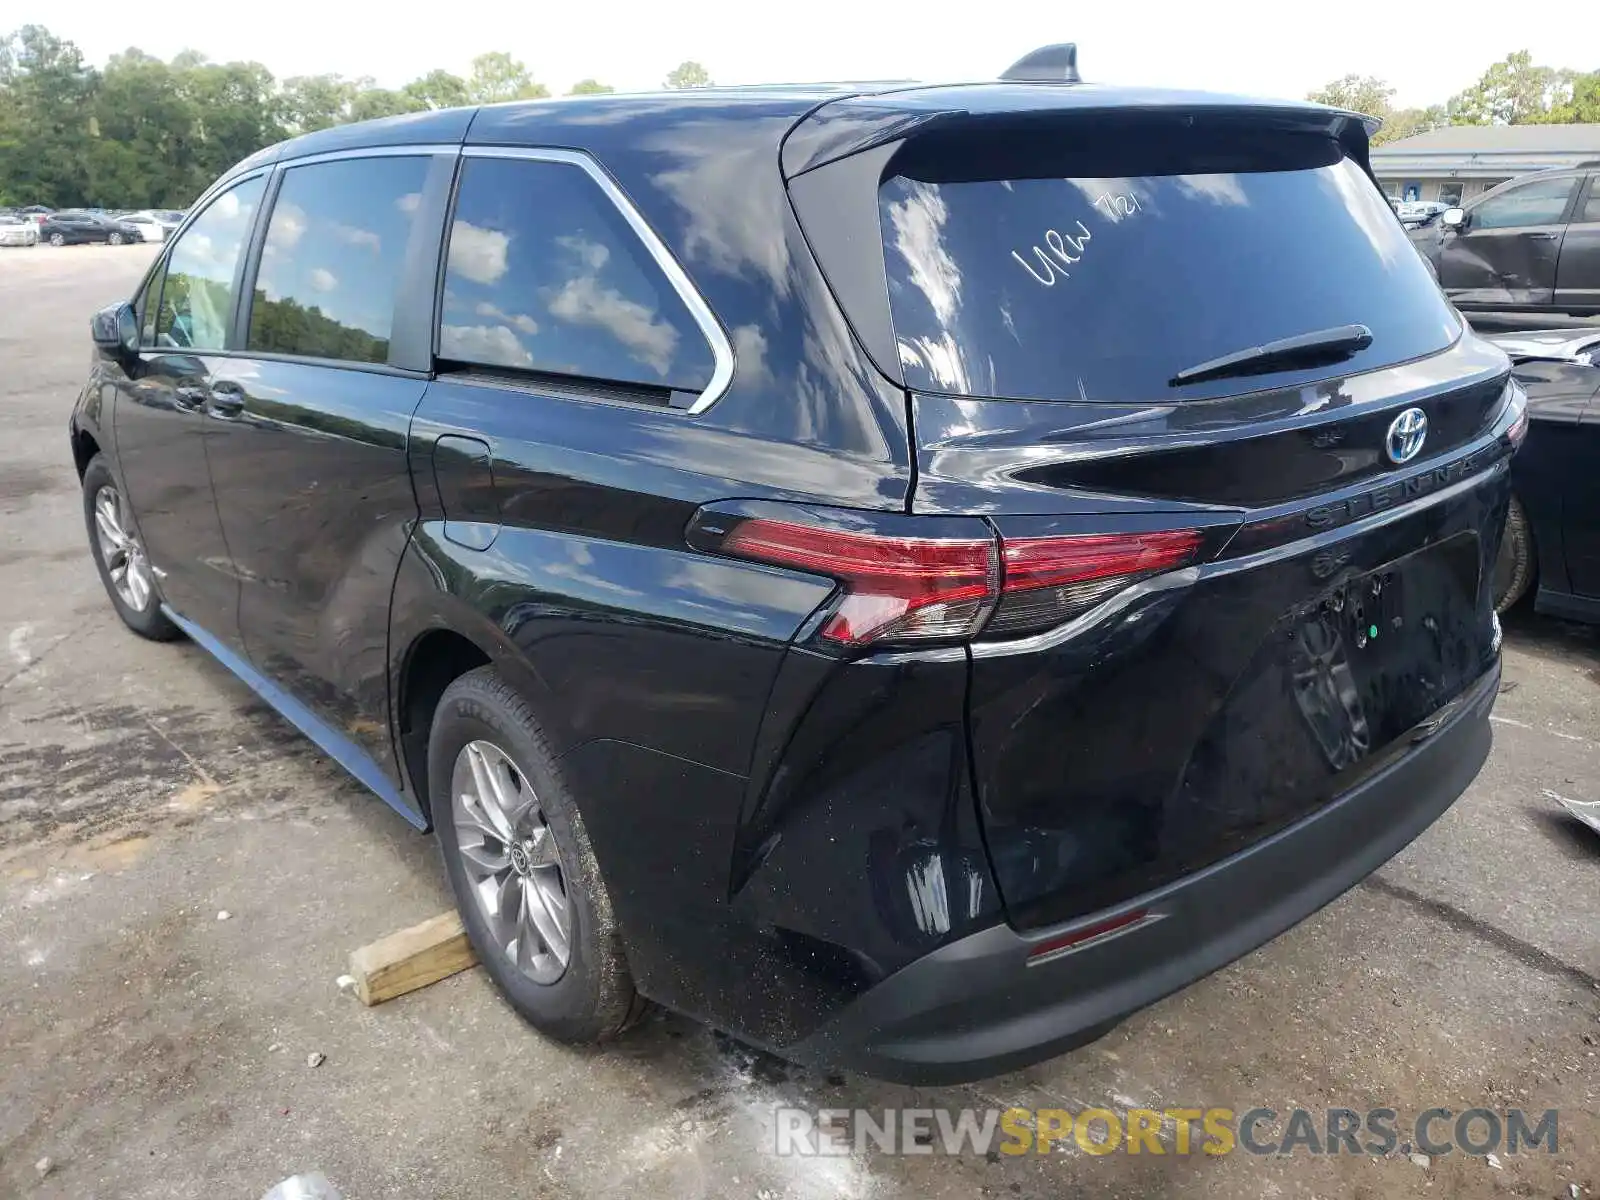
[449,220,510,285]
[333,222,381,252]
[547,274,678,377]
[440,323,534,367]
[395,192,421,215]
[267,202,306,250]
[309,267,338,293]
[557,234,610,272]
[886,180,961,325]
[474,300,538,335]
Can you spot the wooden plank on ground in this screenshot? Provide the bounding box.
[349,910,477,1006]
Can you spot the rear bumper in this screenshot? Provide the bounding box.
[787,659,1498,1083]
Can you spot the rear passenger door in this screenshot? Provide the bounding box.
[201,149,453,802]
[1554,174,1600,313]
[1437,174,1579,307]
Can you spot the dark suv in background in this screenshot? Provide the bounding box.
[1412,163,1600,315]
[70,49,1524,1082]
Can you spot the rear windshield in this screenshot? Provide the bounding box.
[879,130,1459,402]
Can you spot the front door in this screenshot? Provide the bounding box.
[1436,174,1579,307]
[1553,175,1600,313]
[201,153,441,791]
[111,175,266,648]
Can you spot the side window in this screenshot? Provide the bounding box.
[247,156,430,364]
[438,156,716,396]
[154,176,265,350]
[137,267,163,344]
[1470,176,1577,231]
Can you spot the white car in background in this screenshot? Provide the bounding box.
[0,215,39,246]
[120,211,171,242]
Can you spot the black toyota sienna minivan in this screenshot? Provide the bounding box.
[70,52,1525,1082]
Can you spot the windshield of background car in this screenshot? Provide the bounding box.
[878,122,1461,403]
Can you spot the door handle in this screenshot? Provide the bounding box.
[1528,232,1559,240]
[207,381,246,416]
[174,385,209,411]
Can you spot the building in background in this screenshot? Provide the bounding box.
[1371,124,1600,206]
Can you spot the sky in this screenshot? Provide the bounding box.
[11,0,1592,110]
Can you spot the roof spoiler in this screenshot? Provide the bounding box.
[1000,43,1081,84]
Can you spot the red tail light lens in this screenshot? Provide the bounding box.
[718,516,1201,646]
[987,529,1203,637]
[721,519,999,645]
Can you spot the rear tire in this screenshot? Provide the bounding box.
[429,666,642,1043]
[1493,493,1535,614]
[49,232,64,246]
[82,454,180,642]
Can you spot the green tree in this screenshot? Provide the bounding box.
[1374,104,1451,146]
[1446,51,1573,125]
[1541,71,1600,123]
[1306,74,1395,117]
[280,74,355,135]
[402,68,469,110]
[348,86,425,122]
[466,51,547,103]
[662,60,712,89]
[0,25,99,206]
[568,78,613,95]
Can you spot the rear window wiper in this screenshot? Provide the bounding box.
[1168,324,1373,387]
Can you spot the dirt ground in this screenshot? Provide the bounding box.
[1,244,1597,1199]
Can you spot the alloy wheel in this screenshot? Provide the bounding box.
[108,232,123,245]
[92,484,153,611]
[451,739,572,984]
[49,233,63,246]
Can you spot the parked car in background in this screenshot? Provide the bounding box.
[119,211,170,242]
[18,204,53,226]
[1398,200,1448,229]
[1484,328,1600,621]
[0,214,39,246]
[40,211,141,246]
[70,58,1522,1083]
[1413,166,1600,315]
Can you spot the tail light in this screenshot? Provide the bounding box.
[985,529,1202,636]
[717,514,1202,647]
[721,519,998,645]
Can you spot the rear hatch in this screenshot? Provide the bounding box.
[787,89,1519,929]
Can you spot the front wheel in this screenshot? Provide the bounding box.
[48,232,64,246]
[430,666,641,1043]
[82,455,180,641]
[107,231,124,246]
[1493,493,1535,615]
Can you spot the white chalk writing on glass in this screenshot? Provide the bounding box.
[1010,220,1092,287]
[1011,192,1142,287]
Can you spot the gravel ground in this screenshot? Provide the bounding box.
[1,244,1597,1199]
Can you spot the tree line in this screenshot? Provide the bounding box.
[0,24,714,208]
[1309,51,1600,145]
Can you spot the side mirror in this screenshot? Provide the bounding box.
[90,301,139,357]
[1441,208,1466,230]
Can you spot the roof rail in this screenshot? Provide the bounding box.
[1000,43,1081,84]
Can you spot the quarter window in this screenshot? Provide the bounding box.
[1579,182,1600,224]
[1471,177,1577,230]
[438,156,715,396]
[153,175,265,351]
[247,156,430,364]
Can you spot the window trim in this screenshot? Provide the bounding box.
[448,145,735,416]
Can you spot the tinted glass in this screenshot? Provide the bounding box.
[1580,183,1600,224]
[440,156,715,394]
[1471,177,1577,230]
[247,156,429,364]
[154,175,265,351]
[880,144,1461,403]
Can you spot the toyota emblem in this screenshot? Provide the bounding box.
[1385,407,1428,464]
